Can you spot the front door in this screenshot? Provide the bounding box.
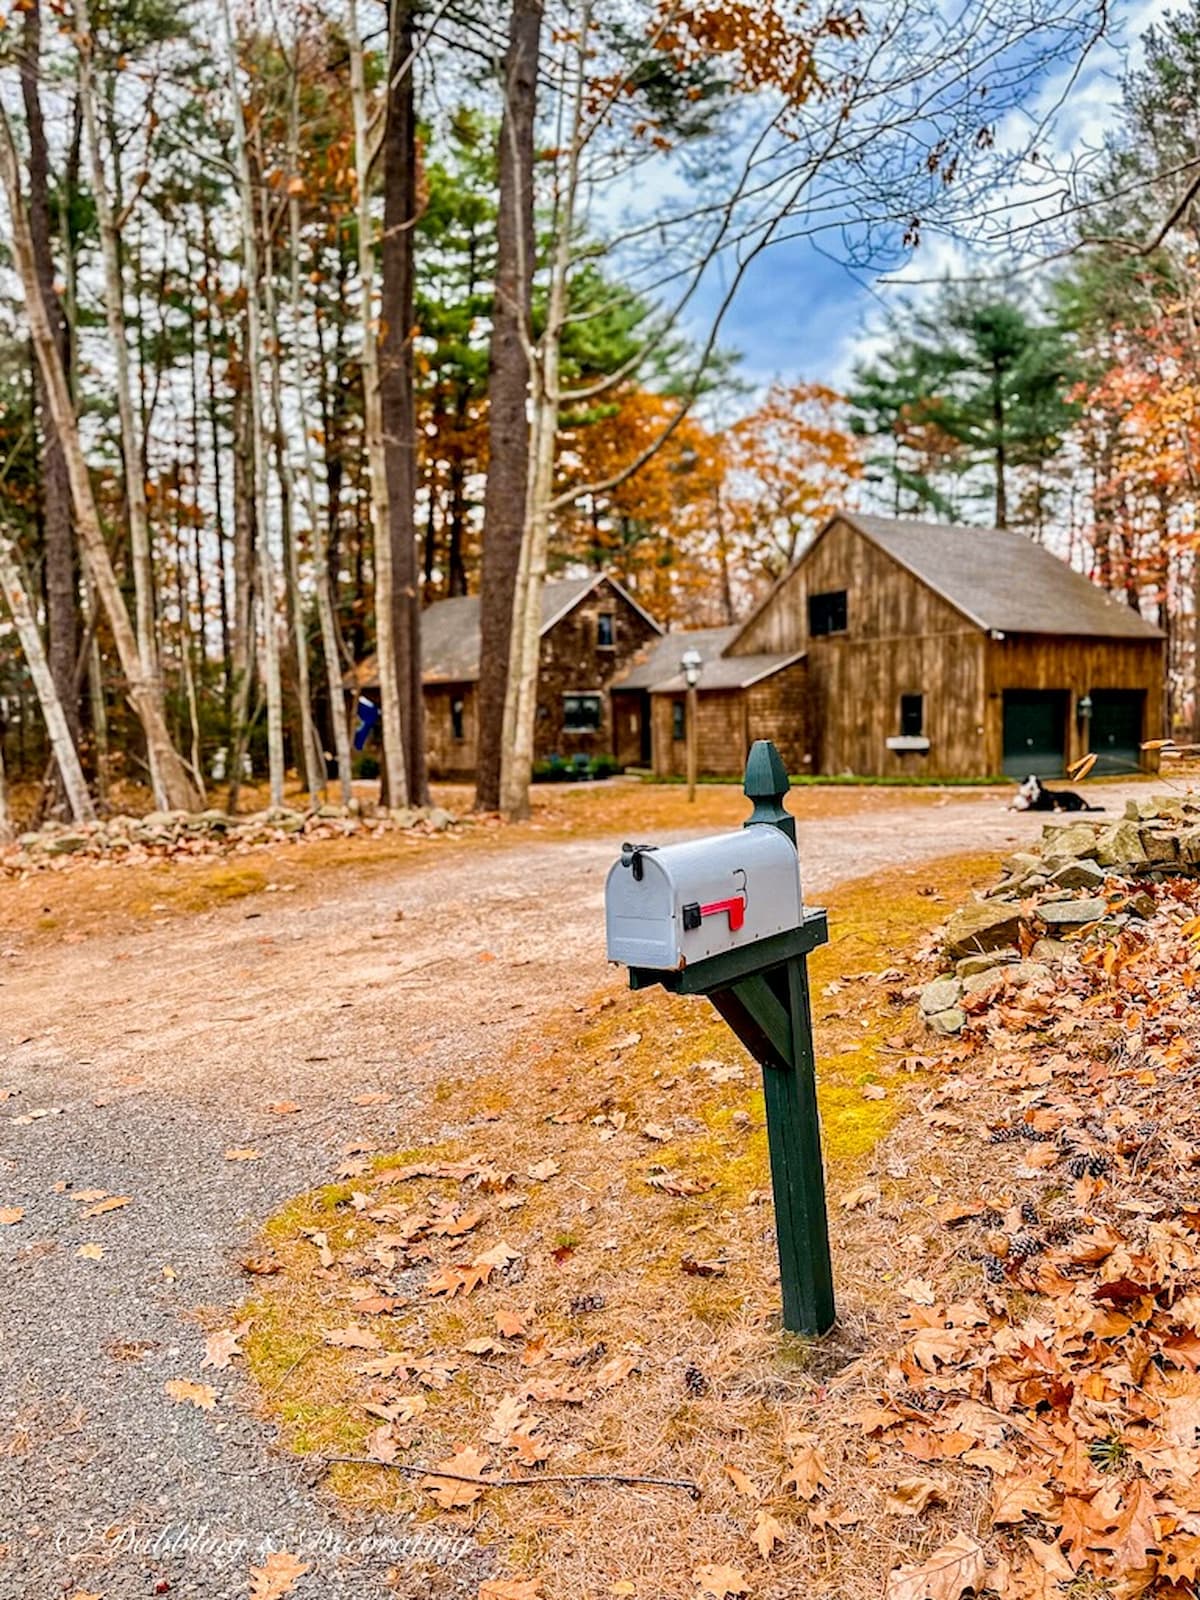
[1002,689,1068,778]
[1089,689,1144,776]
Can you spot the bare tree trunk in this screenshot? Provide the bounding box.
[227,377,256,812]
[287,62,353,806]
[379,0,427,805]
[476,0,542,812]
[21,0,78,748]
[220,0,285,809]
[259,162,323,807]
[82,572,109,806]
[77,1,165,799]
[0,104,199,811]
[0,533,94,822]
[0,722,10,841]
[499,5,582,820]
[348,0,407,810]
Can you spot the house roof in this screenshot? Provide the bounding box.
[612,625,804,694]
[348,574,661,689]
[834,514,1164,640]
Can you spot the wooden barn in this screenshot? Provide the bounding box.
[350,575,661,778]
[722,512,1166,780]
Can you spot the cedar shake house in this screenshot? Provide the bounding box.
[615,513,1165,780]
[350,575,661,778]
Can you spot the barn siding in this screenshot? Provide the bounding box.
[648,661,808,778]
[983,635,1165,774]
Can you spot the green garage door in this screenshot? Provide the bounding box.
[1002,690,1068,778]
[1089,689,1144,776]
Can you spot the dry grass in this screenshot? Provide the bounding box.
[240,852,1003,1600]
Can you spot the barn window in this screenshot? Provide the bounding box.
[451,696,466,741]
[900,694,924,737]
[808,589,848,636]
[672,701,685,741]
[564,692,603,732]
[596,612,615,649]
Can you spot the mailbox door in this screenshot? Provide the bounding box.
[605,853,678,968]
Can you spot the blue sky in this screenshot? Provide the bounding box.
[692,0,1167,395]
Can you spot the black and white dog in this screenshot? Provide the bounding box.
[1010,774,1102,813]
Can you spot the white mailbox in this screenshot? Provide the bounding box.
[605,825,803,971]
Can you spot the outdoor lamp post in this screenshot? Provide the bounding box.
[681,648,702,803]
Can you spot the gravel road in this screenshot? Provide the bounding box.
[0,784,1143,1598]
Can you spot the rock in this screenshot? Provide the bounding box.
[927,1007,966,1036]
[1038,896,1107,926]
[1140,828,1178,864]
[1001,850,1041,879]
[426,807,454,831]
[1094,820,1148,868]
[1041,821,1101,861]
[1180,827,1200,865]
[142,808,187,828]
[955,950,1019,979]
[317,804,350,819]
[962,959,1049,997]
[1049,859,1106,891]
[1122,891,1156,920]
[191,809,231,832]
[919,976,962,1015]
[1024,873,1049,890]
[41,833,89,855]
[1031,937,1068,962]
[943,900,1025,960]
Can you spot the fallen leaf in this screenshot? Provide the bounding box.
[202,1321,250,1371]
[81,1196,130,1219]
[367,1423,398,1463]
[885,1477,944,1517]
[267,1101,301,1115]
[885,1533,986,1600]
[783,1441,830,1501]
[753,1509,786,1558]
[526,1160,560,1181]
[1109,1479,1160,1570]
[0,1207,24,1225]
[990,1474,1058,1527]
[724,1464,758,1498]
[486,1394,529,1444]
[479,1579,541,1600]
[496,1309,527,1338]
[224,1148,262,1161]
[322,1324,381,1351]
[76,1243,104,1261]
[693,1564,748,1598]
[421,1445,492,1509]
[839,1183,879,1211]
[594,1354,637,1389]
[164,1378,217,1411]
[248,1550,311,1599]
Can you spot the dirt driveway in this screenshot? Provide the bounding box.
[0,781,1147,1598]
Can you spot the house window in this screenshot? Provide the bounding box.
[597,612,615,649]
[563,692,603,732]
[900,694,924,737]
[808,589,848,637]
[672,701,685,741]
[451,696,466,741]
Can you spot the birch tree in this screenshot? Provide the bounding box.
[347,0,407,811]
[0,106,201,811]
[0,534,93,822]
[220,0,286,809]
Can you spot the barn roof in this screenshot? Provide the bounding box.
[347,574,661,689]
[843,514,1164,640]
[612,625,804,694]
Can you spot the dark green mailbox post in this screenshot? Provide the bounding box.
[604,740,835,1335]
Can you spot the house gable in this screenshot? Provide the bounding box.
[728,514,980,658]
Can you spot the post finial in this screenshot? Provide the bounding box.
[743,739,795,842]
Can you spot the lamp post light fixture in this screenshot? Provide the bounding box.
[1077,692,1093,723]
[680,647,703,803]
